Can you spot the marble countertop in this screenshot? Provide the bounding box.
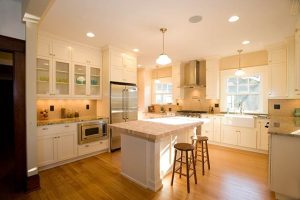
[268,116,300,137]
[108,117,208,141]
[37,116,108,126]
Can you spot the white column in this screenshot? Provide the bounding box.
[23,13,39,177]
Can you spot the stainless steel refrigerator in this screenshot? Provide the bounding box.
[110,82,138,151]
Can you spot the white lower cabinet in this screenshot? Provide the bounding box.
[201,115,222,143]
[78,140,108,156]
[239,128,257,149]
[222,125,256,148]
[222,125,238,145]
[257,119,269,151]
[37,123,77,167]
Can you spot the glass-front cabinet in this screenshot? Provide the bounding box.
[54,61,70,95]
[74,64,87,96]
[89,66,101,97]
[37,58,51,95]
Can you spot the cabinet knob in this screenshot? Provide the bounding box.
[64,125,70,127]
[295,89,299,91]
[42,127,48,130]
[85,144,89,147]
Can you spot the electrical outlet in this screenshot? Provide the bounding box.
[50,105,54,111]
[274,104,280,110]
[86,104,89,110]
[214,104,219,108]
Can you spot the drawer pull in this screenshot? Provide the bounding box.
[85,145,89,147]
[42,127,48,130]
[64,125,70,127]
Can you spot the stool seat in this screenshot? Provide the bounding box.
[174,143,194,151]
[191,135,208,141]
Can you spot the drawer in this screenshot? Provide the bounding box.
[78,140,108,156]
[37,123,77,136]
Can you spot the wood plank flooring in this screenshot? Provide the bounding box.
[14,145,275,200]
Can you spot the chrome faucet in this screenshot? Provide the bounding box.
[238,102,244,114]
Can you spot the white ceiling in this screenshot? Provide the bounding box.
[39,0,297,67]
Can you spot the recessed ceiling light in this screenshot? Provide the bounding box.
[133,48,139,52]
[228,15,239,22]
[242,40,250,45]
[86,32,95,38]
[189,15,202,23]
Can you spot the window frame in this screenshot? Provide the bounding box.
[152,77,173,105]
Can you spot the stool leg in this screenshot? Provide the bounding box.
[179,151,183,178]
[191,150,197,184]
[171,149,177,186]
[185,151,190,193]
[205,140,210,170]
[194,141,198,166]
[201,141,205,176]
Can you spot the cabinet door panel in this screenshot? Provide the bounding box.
[240,128,257,149]
[54,60,70,95]
[36,58,52,95]
[258,121,269,150]
[201,117,213,140]
[222,125,238,145]
[124,69,137,84]
[52,40,71,60]
[37,36,51,57]
[206,59,219,99]
[111,51,123,68]
[213,117,221,142]
[111,67,124,82]
[72,45,88,64]
[37,136,56,167]
[57,133,77,161]
[123,55,137,70]
[87,49,101,66]
[269,63,287,97]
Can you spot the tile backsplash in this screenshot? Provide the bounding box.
[37,100,97,120]
[179,87,220,112]
[268,99,300,117]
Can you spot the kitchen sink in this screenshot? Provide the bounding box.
[223,114,255,128]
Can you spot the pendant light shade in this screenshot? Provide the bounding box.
[156,28,171,65]
[235,49,245,76]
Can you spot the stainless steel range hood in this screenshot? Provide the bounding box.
[182,60,206,88]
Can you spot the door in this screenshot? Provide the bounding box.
[125,85,138,121]
[57,133,76,161]
[37,136,57,167]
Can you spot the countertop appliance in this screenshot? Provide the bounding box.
[110,82,138,151]
[176,110,207,118]
[78,119,108,144]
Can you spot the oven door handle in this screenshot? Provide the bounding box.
[122,89,125,120]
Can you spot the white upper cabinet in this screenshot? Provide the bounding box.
[37,34,102,99]
[172,62,184,103]
[106,47,137,84]
[37,36,71,60]
[267,45,288,98]
[206,58,220,99]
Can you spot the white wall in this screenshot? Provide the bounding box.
[0,0,25,40]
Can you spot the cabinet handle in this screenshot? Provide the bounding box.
[64,125,70,127]
[57,136,60,138]
[85,144,89,147]
[100,141,103,144]
[42,127,48,130]
[295,89,299,91]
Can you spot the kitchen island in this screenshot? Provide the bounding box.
[268,117,300,200]
[108,117,207,191]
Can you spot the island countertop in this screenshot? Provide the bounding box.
[108,117,208,141]
[268,116,300,137]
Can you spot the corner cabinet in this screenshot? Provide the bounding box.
[36,34,102,99]
[103,47,137,84]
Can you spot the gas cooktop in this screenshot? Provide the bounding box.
[176,110,208,113]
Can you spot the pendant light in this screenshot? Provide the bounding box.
[235,49,245,76]
[156,28,172,65]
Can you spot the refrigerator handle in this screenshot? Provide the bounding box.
[125,88,129,120]
[122,89,125,120]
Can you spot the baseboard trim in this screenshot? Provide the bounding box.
[26,174,40,193]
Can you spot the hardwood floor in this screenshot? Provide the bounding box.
[15,145,275,200]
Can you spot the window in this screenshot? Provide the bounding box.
[226,75,261,113]
[153,80,173,104]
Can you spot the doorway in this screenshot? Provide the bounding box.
[0,36,26,198]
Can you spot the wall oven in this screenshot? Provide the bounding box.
[78,119,108,144]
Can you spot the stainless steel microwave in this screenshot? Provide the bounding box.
[78,120,108,144]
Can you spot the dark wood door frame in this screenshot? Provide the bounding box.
[0,35,39,192]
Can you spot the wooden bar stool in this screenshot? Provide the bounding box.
[191,135,211,175]
[171,143,197,193]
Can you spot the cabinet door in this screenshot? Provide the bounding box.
[111,66,125,82]
[89,66,101,97]
[206,59,219,99]
[123,68,137,84]
[269,62,287,97]
[111,51,124,68]
[258,120,269,150]
[37,57,52,95]
[37,136,57,167]
[37,36,51,57]
[53,60,71,95]
[57,132,77,161]
[52,40,71,60]
[201,117,213,140]
[222,125,238,145]
[72,45,88,64]
[123,54,136,70]
[239,128,257,149]
[74,64,87,96]
[87,49,101,66]
[213,117,221,142]
[269,48,286,64]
